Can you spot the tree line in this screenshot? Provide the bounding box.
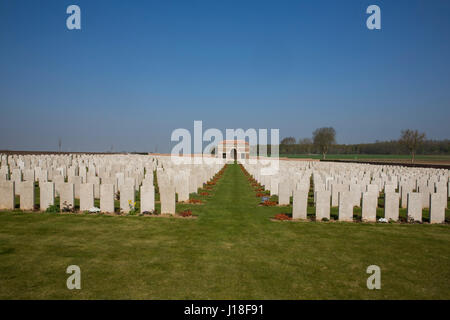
[269,128,449,163]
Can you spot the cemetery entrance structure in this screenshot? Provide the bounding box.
[216,140,249,162]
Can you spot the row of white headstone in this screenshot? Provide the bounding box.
[243,159,449,223]
[0,154,224,214]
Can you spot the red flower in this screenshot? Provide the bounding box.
[274,214,291,221]
[180,209,192,217]
[262,200,277,206]
[256,193,266,197]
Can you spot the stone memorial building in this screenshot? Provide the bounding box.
[216,140,249,161]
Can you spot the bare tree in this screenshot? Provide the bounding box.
[399,129,426,163]
[313,127,336,159]
[58,138,62,152]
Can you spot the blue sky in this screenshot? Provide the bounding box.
[0,0,449,152]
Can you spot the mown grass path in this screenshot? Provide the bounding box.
[0,164,449,299]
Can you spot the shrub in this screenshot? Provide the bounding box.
[45,204,59,213]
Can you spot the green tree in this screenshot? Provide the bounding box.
[280,137,296,145]
[313,127,336,159]
[298,138,313,154]
[280,137,297,154]
[399,129,426,163]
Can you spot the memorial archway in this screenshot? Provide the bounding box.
[231,148,237,160]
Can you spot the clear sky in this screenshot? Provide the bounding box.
[1,0,449,152]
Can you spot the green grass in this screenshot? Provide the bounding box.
[1,164,449,299]
[282,154,450,161]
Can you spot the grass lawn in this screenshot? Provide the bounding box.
[0,164,449,299]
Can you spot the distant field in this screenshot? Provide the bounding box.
[282,154,450,160]
[282,154,450,163]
